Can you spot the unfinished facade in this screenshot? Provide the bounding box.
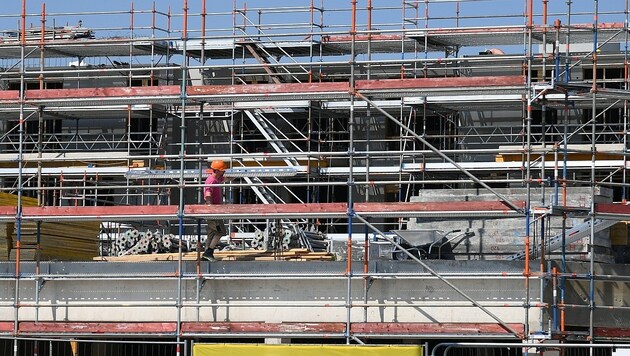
[0,1,629,355]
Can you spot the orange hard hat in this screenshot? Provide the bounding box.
[210,160,228,171]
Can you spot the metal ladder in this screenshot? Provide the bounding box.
[506,218,617,260]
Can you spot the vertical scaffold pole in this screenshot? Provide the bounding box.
[624,0,629,203]
[346,0,358,345]
[539,0,549,334]
[363,0,372,324]
[588,0,599,350]
[524,0,534,350]
[176,2,189,355]
[14,2,27,355]
[560,2,573,349]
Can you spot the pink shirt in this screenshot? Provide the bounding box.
[203,174,224,205]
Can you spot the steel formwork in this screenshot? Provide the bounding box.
[0,0,629,355]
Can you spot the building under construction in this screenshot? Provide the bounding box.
[0,0,629,355]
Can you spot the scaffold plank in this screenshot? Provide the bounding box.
[410,23,626,47]
[0,76,526,106]
[350,322,524,335]
[18,322,176,334]
[182,322,345,334]
[0,201,524,222]
[0,91,19,101]
[595,203,630,220]
[353,201,524,214]
[0,322,12,333]
[356,76,525,91]
[16,205,179,221]
[12,321,523,336]
[188,82,350,96]
[596,203,630,214]
[25,86,180,100]
[0,39,169,59]
[0,207,17,216]
[94,249,334,262]
[594,327,630,338]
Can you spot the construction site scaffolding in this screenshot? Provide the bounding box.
[0,0,628,355]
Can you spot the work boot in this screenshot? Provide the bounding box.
[202,249,217,262]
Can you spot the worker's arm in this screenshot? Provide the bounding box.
[203,185,212,204]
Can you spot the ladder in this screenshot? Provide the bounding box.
[506,218,617,260]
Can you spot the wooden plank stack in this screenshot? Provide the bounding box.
[0,193,100,261]
[95,248,335,262]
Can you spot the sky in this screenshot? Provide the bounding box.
[1,0,624,37]
[0,0,626,61]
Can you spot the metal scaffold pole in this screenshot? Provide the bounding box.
[624,0,630,203]
[589,0,599,349]
[13,1,27,355]
[176,2,189,355]
[345,0,357,345]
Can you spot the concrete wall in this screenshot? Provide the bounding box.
[0,261,533,326]
[0,260,627,333]
[544,261,630,328]
[408,187,614,262]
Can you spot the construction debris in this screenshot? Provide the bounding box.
[0,24,94,43]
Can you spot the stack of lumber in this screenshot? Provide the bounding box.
[95,248,335,262]
[7,221,100,261]
[0,192,37,260]
[0,222,12,260]
[251,249,335,261]
[0,193,100,261]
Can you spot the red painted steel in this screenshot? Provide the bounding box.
[596,203,630,215]
[18,322,176,334]
[0,206,17,217]
[325,34,404,42]
[594,327,630,338]
[353,200,524,213]
[182,322,346,334]
[14,321,524,336]
[25,86,180,100]
[356,76,525,90]
[21,205,178,218]
[0,91,19,100]
[350,322,524,335]
[0,322,14,332]
[185,202,347,216]
[188,82,350,95]
[0,75,525,105]
[9,322,630,338]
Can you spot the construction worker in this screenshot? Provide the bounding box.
[202,159,228,261]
